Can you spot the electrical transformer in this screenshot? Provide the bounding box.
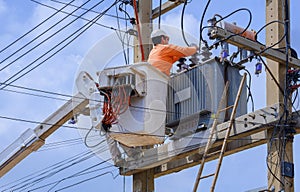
[166,58,247,134]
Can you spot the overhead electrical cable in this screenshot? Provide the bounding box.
[0,115,90,131]
[215,8,252,41]
[199,0,211,48]
[0,150,93,192]
[115,2,129,65]
[0,0,92,72]
[54,171,117,192]
[10,151,97,191]
[158,0,162,29]
[50,0,129,20]
[38,136,104,152]
[181,0,190,46]
[2,88,71,102]
[28,164,115,192]
[31,0,127,33]
[31,157,113,191]
[0,0,119,90]
[0,0,75,55]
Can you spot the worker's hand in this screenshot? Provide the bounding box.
[189,43,199,51]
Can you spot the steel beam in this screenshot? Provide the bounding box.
[121,103,288,176]
[209,28,300,68]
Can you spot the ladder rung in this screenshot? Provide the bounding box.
[219,105,233,112]
[206,150,221,158]
[218,127,229,133]
[200,173,215,180]
[211,127,228,135]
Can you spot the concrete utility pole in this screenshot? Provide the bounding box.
[266,0,294,191]
[132,0,154,191]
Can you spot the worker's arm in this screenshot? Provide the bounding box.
[168,44,197,57]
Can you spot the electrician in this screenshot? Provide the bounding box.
[148,29,198,76]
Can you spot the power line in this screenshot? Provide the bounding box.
[0,115,89,130]
[50,0,129,20]
[0,150,93,191]
[0,0,92,72]
[31,0,128,33]
[0,0,117,90]
[0,0,75,55]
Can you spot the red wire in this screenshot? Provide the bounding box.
[133,0,145,61]
[101,85,131,127]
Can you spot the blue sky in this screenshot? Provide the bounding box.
[0,0,300,192]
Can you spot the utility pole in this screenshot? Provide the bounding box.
[266,0,294,191]
[132,1,154,191]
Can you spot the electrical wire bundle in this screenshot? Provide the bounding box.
[101,84,131,131]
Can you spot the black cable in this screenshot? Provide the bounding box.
[181,0,190,46]
[0,115,90,131]
[158,0,162,29]
[283,0,291,122]
[84,126,106,148]
[51,0,129,20]
[0,150,91,190]
[255,20,285,45]
[0,0,117,90]
[0,0,75,55]
[10,152,96,192]
[115,2,128,65]
[31,0,128,33]
[242,68,255,112]
[55,171,115,192]
[0,0,92,72]
[38,135,105,152]
[215,8,252,43]
[2,87,71,102]
[198,0,211,48]
[1,150,94,192]
[29,166,115,191]
[30,159,113,192]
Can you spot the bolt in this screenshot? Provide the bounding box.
[260,114,266,119]
[248,114,255,119]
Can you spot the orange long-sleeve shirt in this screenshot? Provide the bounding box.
[147,44,197,76]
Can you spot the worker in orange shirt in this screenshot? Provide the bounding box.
[148,29,198,76]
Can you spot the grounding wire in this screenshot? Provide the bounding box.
[0,0,92,72]
[51,0,129,20]
[0,0,75,55]
[31,0,128,33]
[0,0,115,90]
